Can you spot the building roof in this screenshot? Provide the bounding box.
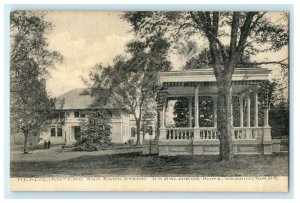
[158,68,271,84]
[57,88,117,110]
[158,68,271,96]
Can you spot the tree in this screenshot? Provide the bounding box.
[123,11,288,161]
[10,11,63,153]
[173,97,190,127]
[86,38,171,145]
[79,110,112,151]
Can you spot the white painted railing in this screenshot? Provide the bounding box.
[164,127,264,141]
[166,128,194,140]
[233,127,264,140]
[199,127,219,140]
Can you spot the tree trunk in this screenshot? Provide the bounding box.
[135,122,141,145]
[217,80,233,161]
[155,110,160,140]
[23,132,30,154]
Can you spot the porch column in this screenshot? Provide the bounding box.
[264,106,269,127]
[254,91,259,127]
[246,94,251,127]
[194,87,200,141]
[194,87,199,128]
[239,96,244,127]
[159,99,167,141]
[230,87,233,126]
[263,104,272,154]
[213,96,217,128]
[161,101,166,128]
[188,96,193,127]
[231,104,233,126]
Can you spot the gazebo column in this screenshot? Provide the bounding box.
[263,104,272,154]
[194,86,200,141]
[231,104,234,126]
[246,94,252,139]
[188,96,193,127]
[239,96,244,127]
[264,105,269,127]
[194,87,199,128]
[162,101,166,128]
[159,99,167,141]
[254,91,259,127]
[246,95,251,127]
[230,87,233,126]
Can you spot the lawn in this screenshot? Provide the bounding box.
[10,152,288,177]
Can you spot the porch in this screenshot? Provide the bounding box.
[157,68,277,156]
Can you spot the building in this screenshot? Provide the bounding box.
[40,88,155,145]
[156,68,281,156]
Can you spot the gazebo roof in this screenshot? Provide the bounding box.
[159,68,270,84]
[158,68,271,96]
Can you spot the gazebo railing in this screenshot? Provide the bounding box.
[199,127,219,139]
[163,127,264,141]
[233,127,264,140]
[166,128,194,140]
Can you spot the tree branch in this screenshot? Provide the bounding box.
[238,58,288,66]
[229,12,239,61]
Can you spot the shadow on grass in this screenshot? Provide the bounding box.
[10,153,288,177]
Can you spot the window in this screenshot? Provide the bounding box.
[131,127,136,137]
[80,112,85,118]
[51,128,56,137]
[74,126,81,141]
[105,127,111,136]
[74,111,80,118]
[60,111,65,119]
[148,126,153,135]
[57,127,62,137]
[106,110,113,118]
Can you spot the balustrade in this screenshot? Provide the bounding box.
[199,128,219,139]
[233,127,263,140]
[164,127,264,141]
[166,128,194,140]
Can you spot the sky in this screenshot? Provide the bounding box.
[45,11,134,97]
[44,11,288,97]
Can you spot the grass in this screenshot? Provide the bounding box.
[10,153,288,177]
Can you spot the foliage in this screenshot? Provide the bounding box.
[269,102,289,138]
[172,97,190,127]
[10,11,63,153]
[78,110,112,151]
[85,37,171,145]
[123,11,288,161]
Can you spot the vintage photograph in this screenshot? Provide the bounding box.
[9,10,289,191]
